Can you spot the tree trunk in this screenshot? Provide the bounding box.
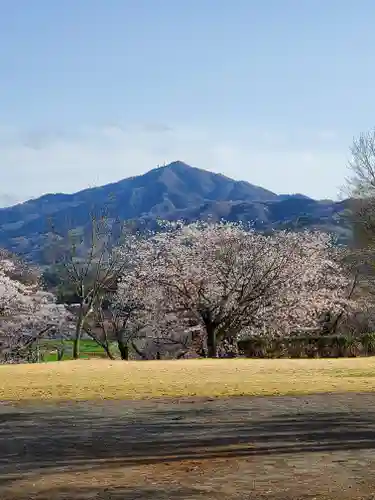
[117,340,129,360]
[73,317,84,360]
[176,350,187,359]
[57,346,65,361]
[82,324,115,360]
[131,340,148,360]
[206,323,217,358]
[102,343,115,360]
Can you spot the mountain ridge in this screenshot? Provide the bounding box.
[0,161,351,263]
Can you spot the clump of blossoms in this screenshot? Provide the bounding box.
[0,255,71,362]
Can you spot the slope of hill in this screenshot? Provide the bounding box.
[0,161,351,263]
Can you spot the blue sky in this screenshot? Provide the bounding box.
[1,0,374,204]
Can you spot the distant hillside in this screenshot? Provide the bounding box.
[0,161,351,263]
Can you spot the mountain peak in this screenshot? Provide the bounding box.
[164,160,192,169]
[155,160,207,176]
[0,162,348,264]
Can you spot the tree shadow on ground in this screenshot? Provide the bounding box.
[0,396,374,482]
[1,484,333,500]
[1,485,209,500]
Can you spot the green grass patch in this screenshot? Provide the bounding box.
[39,339,118,362]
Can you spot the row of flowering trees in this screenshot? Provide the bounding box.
[0,220,360,362]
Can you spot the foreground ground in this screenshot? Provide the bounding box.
[1,359,375,499]
[1,393,375,499]
[1,357,375,401]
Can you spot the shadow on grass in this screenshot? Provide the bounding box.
[1,394,375,494]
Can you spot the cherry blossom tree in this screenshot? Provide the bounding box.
[114,238,192,359]
[116,221,357,357]
[0,254,72,363]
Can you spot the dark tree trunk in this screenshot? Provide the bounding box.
[198,346,207,358]
[82,325,115,360]
[206,323,217,358]
[73,307,85,360]
[131,340,148,360]
[103,344,115,360]
[176,350,187,359]
[73,322,83,360]
[117,340,129,360]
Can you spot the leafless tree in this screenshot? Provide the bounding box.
[345,129,375,198]
[344,130,375,246]
[343,129,375,306]
[81,299,146,360]
[56,214,131,359]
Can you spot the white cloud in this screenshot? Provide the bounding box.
[0,123,349,204]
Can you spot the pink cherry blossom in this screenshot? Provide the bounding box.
[0,255,71,362]
[116,221,357,357]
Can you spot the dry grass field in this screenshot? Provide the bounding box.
[1,357,375,401]
[2,359,375,498]
[2,392,375,499]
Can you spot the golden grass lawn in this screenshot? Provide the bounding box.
[1,358,375,401]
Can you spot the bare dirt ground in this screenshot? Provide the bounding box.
[1,393,375,499]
